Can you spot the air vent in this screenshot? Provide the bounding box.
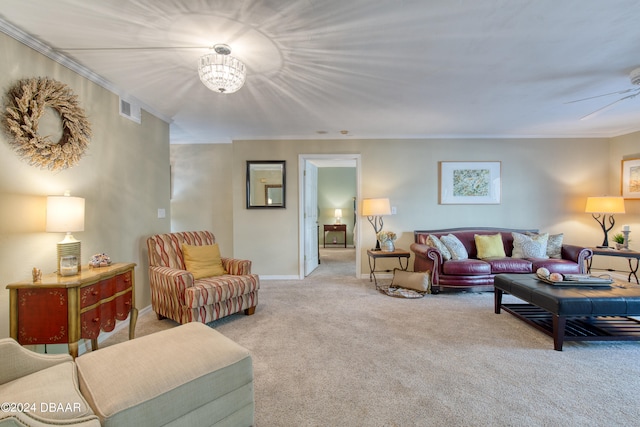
[119,97,141,124]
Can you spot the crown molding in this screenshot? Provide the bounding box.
[0,17,171,124]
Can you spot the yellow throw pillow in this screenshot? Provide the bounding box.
[182,244,227,279]
[474,233,506,259]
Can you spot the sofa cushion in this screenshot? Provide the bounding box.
[441,234,469,260]
[474,233,506,259]
[442,259,491,275]
[527,232,564,259]
[0,361,94,421]
[182,243,227,279]
[426,235,452,260]
[512,232,549,259]
[485,258,532,274]
[530,258,581,274]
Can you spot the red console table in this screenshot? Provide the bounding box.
[6,262,137,357]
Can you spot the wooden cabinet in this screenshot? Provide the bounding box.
[7,263,137,357]
[323,224,347,248]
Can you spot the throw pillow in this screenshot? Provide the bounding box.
[182,243,227,279]
[426,234,452,260]
[440,234,469,260]
[512,232,549,259]
[474,233,506,259]
[390,269,431,293]
[526,231,564,259]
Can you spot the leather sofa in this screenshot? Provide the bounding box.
[0,322,254,427]
[410,227,593,293]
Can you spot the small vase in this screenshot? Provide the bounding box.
[382,240,395,252]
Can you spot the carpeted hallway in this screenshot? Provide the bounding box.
[102,248,640,426]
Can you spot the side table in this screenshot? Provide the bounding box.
[587,247,640,284]
[366,249,410,288]
[6,262,137,357]
[324,224,347,248]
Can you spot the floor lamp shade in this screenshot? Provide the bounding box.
[47,194,85,275]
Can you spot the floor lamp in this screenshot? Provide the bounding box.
[585,196,625,248]
[362,198,391,250]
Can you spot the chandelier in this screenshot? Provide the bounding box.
[198,44,246,94]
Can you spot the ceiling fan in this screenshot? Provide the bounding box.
[566,67,640,120]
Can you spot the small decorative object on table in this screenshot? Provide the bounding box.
[89,253,112,268]
[377,230,397,252]
[31,267,41,282]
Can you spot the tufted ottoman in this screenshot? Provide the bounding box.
[75,322,254,426]
[495,273,640,350]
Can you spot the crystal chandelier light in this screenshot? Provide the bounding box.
[198,44,246,94]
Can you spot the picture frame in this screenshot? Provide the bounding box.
[621,157,640,200]
[439,161,501,204]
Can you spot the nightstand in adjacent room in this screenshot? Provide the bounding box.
[6,262,137,357]
[324,224,347,248]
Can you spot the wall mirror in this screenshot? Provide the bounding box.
[246,161,286,208]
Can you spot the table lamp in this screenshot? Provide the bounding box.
[334,208,343,224]
[362,198,391,250]
[46,191,85,275]
[585,196,625,248]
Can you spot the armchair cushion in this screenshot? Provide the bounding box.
[182,243,226,279]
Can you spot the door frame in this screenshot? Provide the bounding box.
[298,154,361,279]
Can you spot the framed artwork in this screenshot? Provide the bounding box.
[621,157,640,199]
[439,161,501,204]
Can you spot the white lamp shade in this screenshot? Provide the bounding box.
[361,198,391,216]
[46,195,85,232]
[334,209,343,218]
[585,197,625,214]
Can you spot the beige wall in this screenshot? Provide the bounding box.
[170,143,234,253]
[0,33,171,340]
[170,137,640,278]
[599,131,640,271]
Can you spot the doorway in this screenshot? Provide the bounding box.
[298,154,361,279]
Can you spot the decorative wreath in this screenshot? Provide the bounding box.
[3,77,91,171]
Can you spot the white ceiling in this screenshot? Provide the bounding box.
[2,0,640,144]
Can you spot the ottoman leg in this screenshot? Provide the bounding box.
[552,314,566,351]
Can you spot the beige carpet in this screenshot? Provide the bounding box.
[102,248,640,426]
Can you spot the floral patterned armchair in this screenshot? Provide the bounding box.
[146,231,259,324]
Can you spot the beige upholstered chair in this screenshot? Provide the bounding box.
[147,231,259,324]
